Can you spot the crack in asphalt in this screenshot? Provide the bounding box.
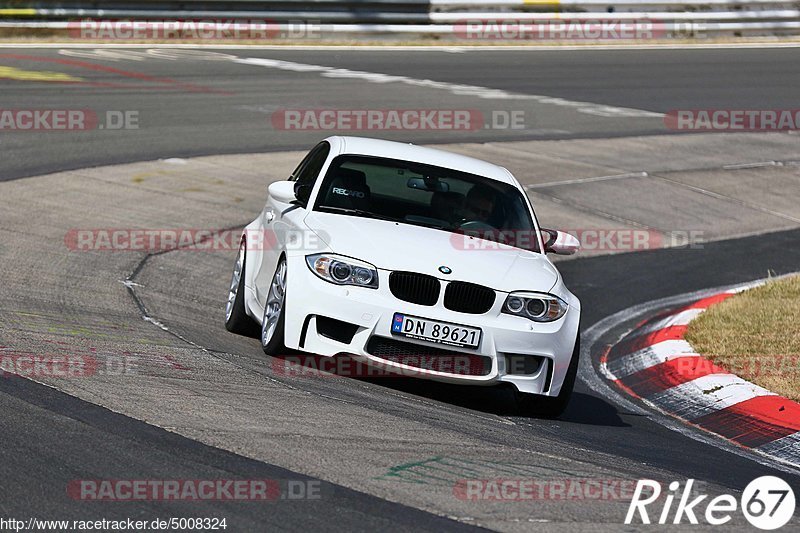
[120,222,304,393]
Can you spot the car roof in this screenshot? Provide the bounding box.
[325,136,517,186]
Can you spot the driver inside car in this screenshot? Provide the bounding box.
[462,184,497,225]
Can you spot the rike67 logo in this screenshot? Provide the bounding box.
[626,477,795,529]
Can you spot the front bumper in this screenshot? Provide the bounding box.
[282,255,580,396]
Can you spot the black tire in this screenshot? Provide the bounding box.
[261,257,288,356]
[515,335,580,419]
[224,239,259,336]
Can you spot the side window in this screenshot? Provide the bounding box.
[292,142,330,186]
[289,141,330,206]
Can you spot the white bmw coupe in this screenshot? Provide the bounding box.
[225,136,581,417]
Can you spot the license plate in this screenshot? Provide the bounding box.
[391,313,481,349]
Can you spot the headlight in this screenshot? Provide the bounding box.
[306,254,378,289]
[502,292,567,322]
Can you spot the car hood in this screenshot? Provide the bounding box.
[303,211,559,294]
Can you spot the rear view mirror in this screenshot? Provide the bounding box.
[542,229,580,256]
[407,177,449,193]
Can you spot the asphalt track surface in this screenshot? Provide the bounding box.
[1,46,800,180]
[1,46,800,531]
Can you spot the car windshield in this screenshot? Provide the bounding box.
[313,155,540,252]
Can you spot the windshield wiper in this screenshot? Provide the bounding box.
[317,205,398,222]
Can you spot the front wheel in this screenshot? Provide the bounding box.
[261,257,288,356]
[225,239,259,336]
[514,335,580,419]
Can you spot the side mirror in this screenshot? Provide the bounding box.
[268,180,297,204]
[542,229,580,256]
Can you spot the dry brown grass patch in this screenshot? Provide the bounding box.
[685,275,800,401]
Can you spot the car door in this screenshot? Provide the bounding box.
[254,141,331,307]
